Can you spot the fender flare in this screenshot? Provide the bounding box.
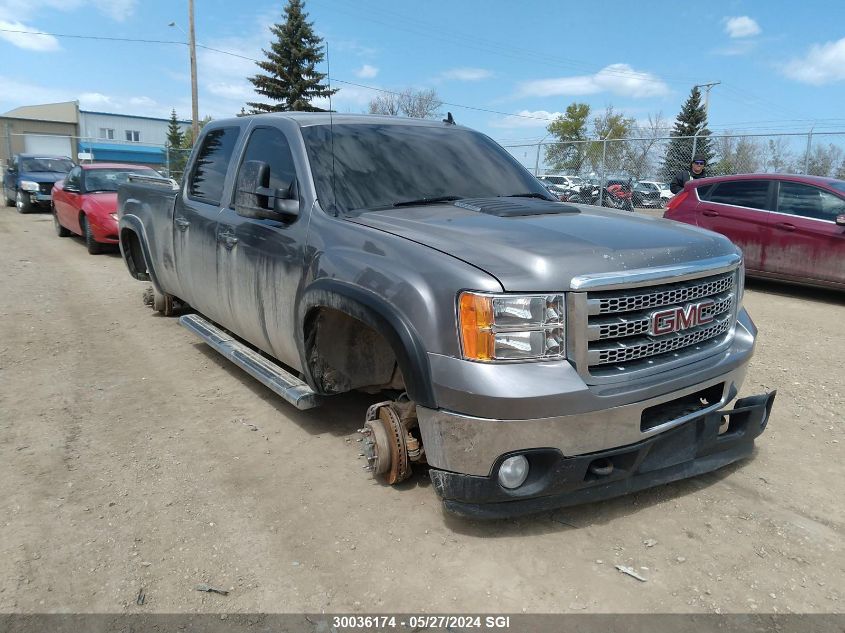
[118,214,163,292]
[296,279,436,408]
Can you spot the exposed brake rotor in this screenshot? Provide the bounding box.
[358,401,413,484]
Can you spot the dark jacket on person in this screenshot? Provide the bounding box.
[670,168,706,194]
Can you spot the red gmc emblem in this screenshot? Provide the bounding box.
[649,299,716,336]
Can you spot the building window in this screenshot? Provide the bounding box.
[125,130,140,142]
[99,128,114,140]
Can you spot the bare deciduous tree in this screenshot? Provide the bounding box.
[367,88,442,119]
[367,93,400,116]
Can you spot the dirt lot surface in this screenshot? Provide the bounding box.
[0,208,842,615]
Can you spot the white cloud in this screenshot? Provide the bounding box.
[489,110,561,129]
[355,64,379,79]
[517,64,669,99]
[723,16,761,38]
[439,67,493,82]
[783,37,845,85]
[0,0,137,22]
[0,19,59,51]
[91,0,135,21]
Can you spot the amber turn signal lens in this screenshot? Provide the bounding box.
[459,293,494,361]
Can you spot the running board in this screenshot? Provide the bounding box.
[179,314,320,410]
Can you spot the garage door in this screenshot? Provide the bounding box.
[23,134,72,158]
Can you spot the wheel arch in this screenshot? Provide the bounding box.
[296,279,436,408]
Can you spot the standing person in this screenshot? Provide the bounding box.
[670,155,707,194]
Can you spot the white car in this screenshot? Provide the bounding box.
[538,174,586,190]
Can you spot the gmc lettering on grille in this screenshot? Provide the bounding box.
[649,299,716,336]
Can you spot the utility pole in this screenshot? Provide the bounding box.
[188,0,199,143]
[694,81,720,116]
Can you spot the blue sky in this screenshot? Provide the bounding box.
[1,0,844,143]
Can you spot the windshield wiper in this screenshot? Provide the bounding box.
[393,195,463,207]
[500,192,554,200]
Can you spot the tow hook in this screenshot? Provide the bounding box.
[357,398,425,484]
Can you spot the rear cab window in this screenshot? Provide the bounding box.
[188,127,240,206]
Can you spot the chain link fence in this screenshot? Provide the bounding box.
[503,131,845,185]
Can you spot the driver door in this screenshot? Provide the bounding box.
[215,124,308,369]
[55,166,83,232]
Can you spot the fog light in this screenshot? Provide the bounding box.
[498,455,529,489]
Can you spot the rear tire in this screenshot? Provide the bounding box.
[81,216,104,254]
[15,191,32,214]
[4,187,14,207]
[53,206,71,237]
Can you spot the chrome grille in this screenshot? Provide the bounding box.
[589,273,734,315]
[589,293,734,341]
[583,271,738,374]
[589,315,732,365]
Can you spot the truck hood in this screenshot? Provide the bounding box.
[19,171,67,183]
[348,199,738,291]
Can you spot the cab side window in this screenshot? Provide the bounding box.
[188,126,240,205]
[708,180,771,210]
[235,126,298,199]
[777,181,845,222]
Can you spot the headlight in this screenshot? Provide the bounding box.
[458,291,566,362]
[20,180,40,192]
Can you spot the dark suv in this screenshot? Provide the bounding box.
[3,154,74,213]
[664,173,845,290]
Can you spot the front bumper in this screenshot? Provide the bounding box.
[26,192,52,204]
[430,391,776,518]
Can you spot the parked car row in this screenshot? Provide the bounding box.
[3,152,163,255]
[664,173,845,290]
[537,174,673,209]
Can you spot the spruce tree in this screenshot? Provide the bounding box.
[247,0,337,113]
[165,109,187,181]
[166,109,184,149]
[662,87,714,179]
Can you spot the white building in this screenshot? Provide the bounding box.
[78,110,191,166]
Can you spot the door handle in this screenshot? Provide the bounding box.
[775,222,796,232]
[174,217,190,231]
[702,209,720,217]
[217,230,238,249]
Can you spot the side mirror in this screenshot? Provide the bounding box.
[234,160,299,220]
[836,214,845,227]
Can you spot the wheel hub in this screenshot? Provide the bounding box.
[359,401,413,484]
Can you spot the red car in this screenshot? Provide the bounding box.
[664,173,845,290]
[52,163,161,254]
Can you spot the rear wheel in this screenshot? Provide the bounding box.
[4,187,14,207]
[81,216,104,254]
[15,191,32,214]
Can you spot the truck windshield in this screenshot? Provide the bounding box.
[301,123,551,214]
[20,158,74,173]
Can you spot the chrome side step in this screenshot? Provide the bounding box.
[179,313,320,410]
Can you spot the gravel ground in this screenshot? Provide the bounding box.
[0,208,842,615]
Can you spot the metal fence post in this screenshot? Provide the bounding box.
[534,142,542,176]
[598,136,609,207]
[804,127,814,174]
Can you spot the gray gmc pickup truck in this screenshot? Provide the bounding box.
[118,113,775,518]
